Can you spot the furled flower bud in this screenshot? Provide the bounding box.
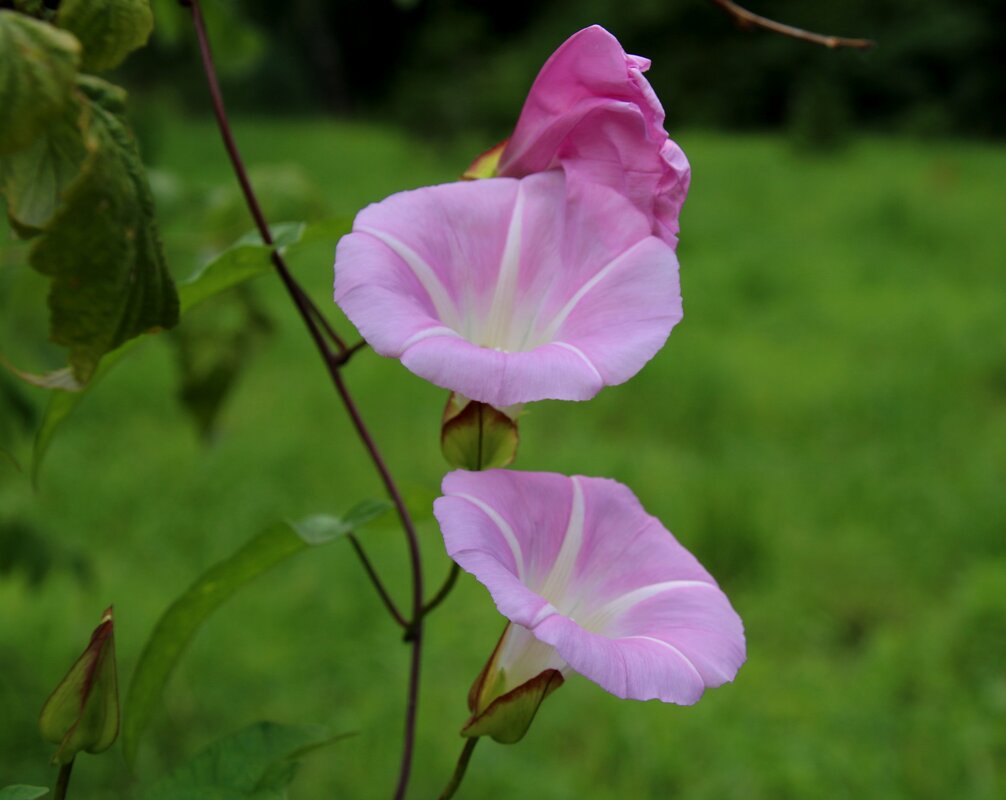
[39,607,119,765]
[496,25,691,249]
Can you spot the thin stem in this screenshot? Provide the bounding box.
[417,403,495,626]
[53,759,74,800]
[348,533,408,628]
[303,285,349,354]
[328,368,425,800]
[438,738,479,800]
[186,3,425,797]
[422,563,460,618]
[342,339,369,362]
[710,0,875,50]
[190,8,327,354]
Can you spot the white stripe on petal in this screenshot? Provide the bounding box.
[538,476,586,604]
[620,635,704,684]
[482,183,525,348]
[358,225,460,328]
[454,492,526,582]
[551,342,603,383]
[539,238,651,341]
[400,325,461,350]
[582,580,717,633]
[529,603,558,628]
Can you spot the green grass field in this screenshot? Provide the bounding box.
[2,119,1005,799]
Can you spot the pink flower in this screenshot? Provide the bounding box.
[334,170,681,408]
[434,470,745,705]
[495,25,690,248]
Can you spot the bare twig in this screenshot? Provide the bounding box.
[710,0,875,50]
[302,284,350,354]
[330,339,368,369]
[348,534,408,628]
[185,4,425,797]
[422,563,460,619]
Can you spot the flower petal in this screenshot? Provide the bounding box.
[499,26,658,175]
[335,171,679,407]
[533,615,707,704]
[497,25,690,247]
[434,470,746,704]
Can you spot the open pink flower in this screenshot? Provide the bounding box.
[334,170,681,408]
[434,470,745,705]
[495,25,690,248]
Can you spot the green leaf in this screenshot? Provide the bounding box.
[0,76,129,238]
[28,218,346,484]
[0,96,89,235]
[39,607,119,765]
[28,81,179,383]
[178,223,304,313]
[138,722,347,800]
[0,787,49,800]
[0,11,81,156]
[122,504,389,767]
[75,73,127,114]
[56,0,153,72]
[293,500,391,545]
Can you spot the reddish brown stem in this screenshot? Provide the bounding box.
[710,0,875,50]
[349,533,408,629]
[53,759,74,800]
[185,3,424,797]
[422,563,460,619]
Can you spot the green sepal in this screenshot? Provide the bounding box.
[38,607,119,765]
[462,139,507,180]
[0,11,81,156]
[461,669,564,744]
[441,393,519,471]
[56,0,153,72]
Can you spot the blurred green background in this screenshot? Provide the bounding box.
[2,1,1005,798]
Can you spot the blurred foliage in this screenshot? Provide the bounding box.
[0,519,91,587]
[125,0,1006,139]
[137,722,346,800]
[172,286,273,441]
[0,4,179,385]
[123,507,385,766]
[1,117,1003,797]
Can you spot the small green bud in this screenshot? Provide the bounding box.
[39,607,119,765]
[441,393,519,471]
